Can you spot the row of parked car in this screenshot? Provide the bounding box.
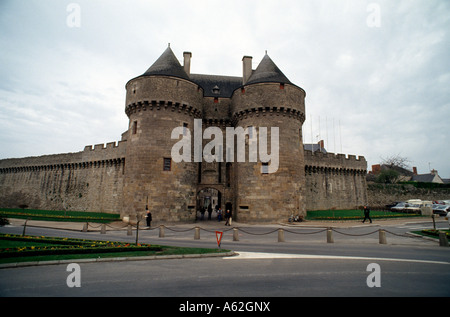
[387,199,450,216]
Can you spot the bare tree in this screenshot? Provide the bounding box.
[376,154,412,184]
[380,154,411,170]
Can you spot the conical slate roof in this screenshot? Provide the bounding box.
[246,54,292,85]
[142,46,190,80]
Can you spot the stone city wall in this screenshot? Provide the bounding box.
[304,150,368,211]
[0,141,126,213]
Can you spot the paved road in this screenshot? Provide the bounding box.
[1,218,449,299]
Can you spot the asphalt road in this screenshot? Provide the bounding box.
[1,219,449,299]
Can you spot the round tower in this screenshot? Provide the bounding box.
[122,46,202,222]
[231,53,306,222]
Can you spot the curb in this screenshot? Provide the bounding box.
[0,251,237,269]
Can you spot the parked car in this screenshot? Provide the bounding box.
[404,204,421,213]
[432,204,450,216]
[386,202,402,209]
[391,202,406,212]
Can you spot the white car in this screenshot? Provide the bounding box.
[446,212,450,225]
[432,204,450,216]
[405,204,421,213]
[391,202,406,211]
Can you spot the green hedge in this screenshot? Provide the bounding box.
[399,181,450,189]
[306,209,421,220]
[0,208,120,223]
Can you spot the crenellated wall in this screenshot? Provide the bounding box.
[304,150,368,211]
[0,141,126,213]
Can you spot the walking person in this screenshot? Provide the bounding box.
[224,209,232,226]
[146,209,152,227]
[362,205,372,223]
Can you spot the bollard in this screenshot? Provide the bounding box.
[82,223,88,232]
[439,231,449,247]
[159,225,165,238]
[327,229,334,243]
[379,229,387,244]
[101,224,106,234]
[194,227,200,240]
[233,228,239,241]
[278,229,285,242]
[127,224,132,236]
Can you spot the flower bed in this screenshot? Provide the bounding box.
[420,229,450,239]
[0,234,161,258]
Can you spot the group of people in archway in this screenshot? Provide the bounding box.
[199,204,232,225]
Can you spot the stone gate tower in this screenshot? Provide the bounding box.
[231,54,306,221]
[123,46,202,221]
[122,45,306,222]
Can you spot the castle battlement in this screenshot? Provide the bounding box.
[304,150,367,171]
[82,140,127,162]
[0,140,126,172]
[125,100,202,118]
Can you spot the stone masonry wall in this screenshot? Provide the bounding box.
[367,183,450,207]
[231,83,306,222]
[0,141,126,213]
[123,76,203,222]
[304,150,368,211]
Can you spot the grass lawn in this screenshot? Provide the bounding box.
[0,233,229,264]
[0,208,120,223]
[306,209,423,220]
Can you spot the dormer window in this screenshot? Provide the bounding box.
[212,85,220,95]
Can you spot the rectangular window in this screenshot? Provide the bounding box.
[163,158,171,171]
[132,121,137,134]
[183,122,188,136]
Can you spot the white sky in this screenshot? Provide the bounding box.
[0,0,449,178]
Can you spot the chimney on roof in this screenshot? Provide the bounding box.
[371,164,381,175]
[413,166,418,175]
[242,56,252,84]
[318,140,324,149]
[183,52,192,76]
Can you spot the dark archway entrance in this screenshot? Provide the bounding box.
[196,187,222,221]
